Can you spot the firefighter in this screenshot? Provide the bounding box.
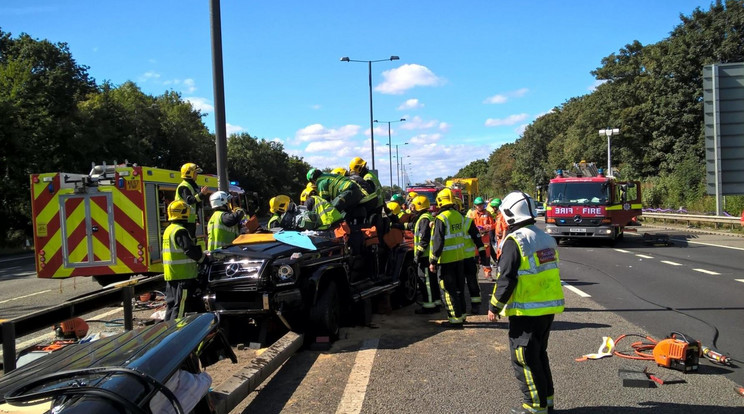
[331,167,349,176]
[410,195,441,314]
[309,168,367,254]
[490,198,509,264]
[300,182,317,204]
[163,200,208,321]
[488,191,565,414]
[461,199,490,315]
[348,157,385,221]
[267,195,291,229]
[428,188,468,327]
[472,197,495,278]
[207,191,245,251]
[303,195,344,230]
[175,162,210,238]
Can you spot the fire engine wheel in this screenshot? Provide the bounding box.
[393,258,418,307]
[310,280,340,339]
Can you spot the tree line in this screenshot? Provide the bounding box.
[0,29,311,247]
[454,0,744,216]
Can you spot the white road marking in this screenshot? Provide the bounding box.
[693,268,721,275]
[661,261,683,266]
[561,282,591,298]
[736,279,744,284]
[0,255,33,263]
[0,290,51,305]
[671,238,744,251]
[0,308,125,359]
[336,337,379,414]
[635,254,654,259]
[614,249,632,253]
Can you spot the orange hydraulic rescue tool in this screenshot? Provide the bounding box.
[652,332,701,373]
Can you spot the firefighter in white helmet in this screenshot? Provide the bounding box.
[488,191,565,414]
[207,191,245,251]
[163,200,208,321]
[175,162,210,238]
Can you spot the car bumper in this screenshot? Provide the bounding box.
[545,224,615,238]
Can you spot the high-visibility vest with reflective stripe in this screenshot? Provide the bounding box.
[431,209,465,264]
[311,196,343,230]
[462,216,476,254]
[267,214,281,229]
[364,171,384,208]
[414,212,433,258]
[163,222,198,281]
[175,180,199,223]
[207,210,239,250]
[499,225,564,316]
[317,174,355,199]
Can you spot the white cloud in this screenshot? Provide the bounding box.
[306,139,348,153]
[589,79,608,91]
[376,64,445,95]
[483,94,507,104]
[484,88,529,104]
[439,122,451,133]
[397,98,423,110]
[139,71,161,82]
[515,124,528,135]
[310,104,322,110]
[409,133,443,145]
[183,78,196,94]
[295,124,361,142]
[226,123,244,135]
[185,97,214,113]
[400,116,439,131]
[485,113,529,127]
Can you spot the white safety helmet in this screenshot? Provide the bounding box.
[499,191,537,226]
[209,190,231,209]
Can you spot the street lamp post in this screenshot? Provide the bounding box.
[340,55,400,171]
[375,118,406,190]
[395,145,409,189]
[599,128,620,175]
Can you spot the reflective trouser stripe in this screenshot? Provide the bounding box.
[177,288,189,319]
[422,267,436,307]
[516,346,541,410]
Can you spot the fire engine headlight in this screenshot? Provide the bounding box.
[273,264,296,286]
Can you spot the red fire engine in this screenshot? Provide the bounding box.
[544,161,642,243]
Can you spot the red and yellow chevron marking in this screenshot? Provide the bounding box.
[31,167,161,279]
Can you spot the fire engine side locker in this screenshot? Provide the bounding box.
[59,192,116,268]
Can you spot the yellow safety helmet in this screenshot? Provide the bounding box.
[386,201,401,217]
[407,191,418,201]
[269,195,291,214]
[167,200,190,221]
[436,188,455,208]
[410,195,430,213]
[331,167,348,176]
[454,196,464,212]
[300,182,318,203]
[180,163,201,179]
[349,157,367,175]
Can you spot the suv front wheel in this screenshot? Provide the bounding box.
[310,280,341,339]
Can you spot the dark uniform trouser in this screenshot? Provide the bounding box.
[165,279,197,321]
[437,260,465,321]
[462,256,481,312]
[509,314,555,411]
[417,260,441,307]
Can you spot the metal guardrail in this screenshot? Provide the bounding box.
[1,275,164,373]
[640,212,742,230]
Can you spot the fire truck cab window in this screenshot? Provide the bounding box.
[548,182,609,205]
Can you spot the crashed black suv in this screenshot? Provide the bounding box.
[201,229,417,338]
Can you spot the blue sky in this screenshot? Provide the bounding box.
[2,1,715,186]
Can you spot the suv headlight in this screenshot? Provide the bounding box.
[272,264,297,286]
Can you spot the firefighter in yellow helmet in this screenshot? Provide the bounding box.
[331,167,348,176]
[348,157,384,219]
[163,200,208,321]
[300,182,317,204]
[175,162,210,238]
[268,195,290,229]
[429,188,488,327]
[488,191,564,414]
[410,195,442,314]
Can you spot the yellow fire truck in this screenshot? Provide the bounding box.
[30,162,255,285]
